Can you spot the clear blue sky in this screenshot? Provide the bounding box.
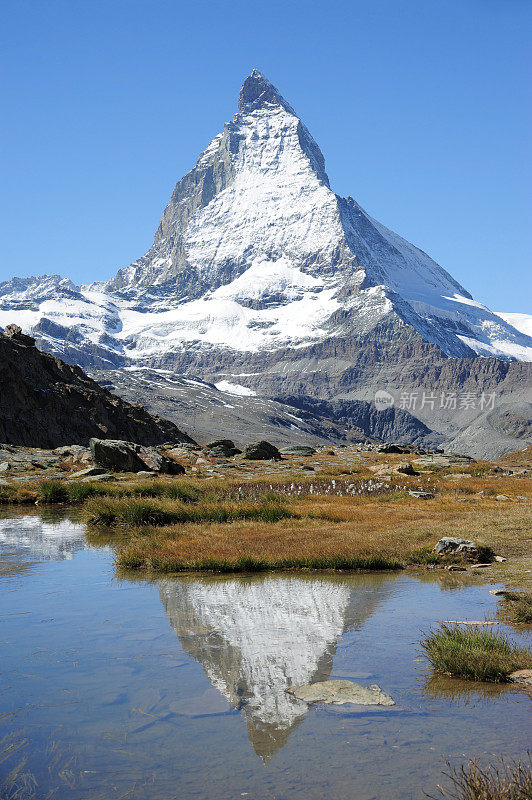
[1,0,530,312]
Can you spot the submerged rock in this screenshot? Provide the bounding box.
[286,679,395,706]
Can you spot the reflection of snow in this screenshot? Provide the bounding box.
[159,575,386,759]
[0,516,85,562]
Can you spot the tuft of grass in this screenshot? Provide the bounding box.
[421,624,532,682]
[426,752,532,800]
[38,480,68,504]
[83,497,297,527]
[0,486,38,504]
[476,544,495,563]
[117,547,403,574]
[65,482,98,502]
[497,591,532,625]
[409,546,441,565]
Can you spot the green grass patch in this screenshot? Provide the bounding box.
[117,549,403,574]
[38,480,68,504]
[421,624,532,682]
[0,486,38,504]
[84,497,297,527]
[409,546,440,565]
[35,480,203,505]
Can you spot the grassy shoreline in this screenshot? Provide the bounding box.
[0,466,530,582]
[421,624,532,682]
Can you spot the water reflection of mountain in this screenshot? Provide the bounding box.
[0,516,85,563]
[159,574,391,760]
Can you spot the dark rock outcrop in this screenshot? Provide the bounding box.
[203,439,242,458]
[0,327,195,449]
[244,441,282,461]
[89,438,186,474]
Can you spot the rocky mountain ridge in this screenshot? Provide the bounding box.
[0,325,193,448]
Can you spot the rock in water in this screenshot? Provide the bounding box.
[287,680,395,706]
[243,441,282,460]
[508,670,532,689]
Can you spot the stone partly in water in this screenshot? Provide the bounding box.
[509,669,532,689]
[286,679,395,707]
[89,438,185,474]
[433,537,478,557]
[244,441,282,461]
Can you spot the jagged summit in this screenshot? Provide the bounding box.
[0,70,531,458]
[1,71,530,364]
[238,69,296,115]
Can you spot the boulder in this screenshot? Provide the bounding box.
[397,463,420,476]
[89,438,185,474]
[90,439,147,472]
[378,444,411,454]
[408,490,435,499]
[509,669,532,689]
[203,439,242,458]
[4,323,35,347]
[433,537,478,557]
[139,448,185,475]
[79,473,116,483]
[243,441,281,461]
[281,446,316,456]
[286,680,395,706]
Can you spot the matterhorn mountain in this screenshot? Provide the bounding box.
[1,71,530,456]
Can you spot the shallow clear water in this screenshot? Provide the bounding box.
[0,513,530,800]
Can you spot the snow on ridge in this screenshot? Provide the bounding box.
[495,312,532,339]
[215,380,256,396]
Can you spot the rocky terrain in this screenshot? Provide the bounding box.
[0,324,194,449]
[0,71,530,457]
[90,366,441,449]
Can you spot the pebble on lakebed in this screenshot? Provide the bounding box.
[286,679,395,706]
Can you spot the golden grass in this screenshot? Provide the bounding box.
[112,492,531,575]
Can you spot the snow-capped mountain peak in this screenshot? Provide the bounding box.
[1,70,531,367]
[239,68,296,115]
